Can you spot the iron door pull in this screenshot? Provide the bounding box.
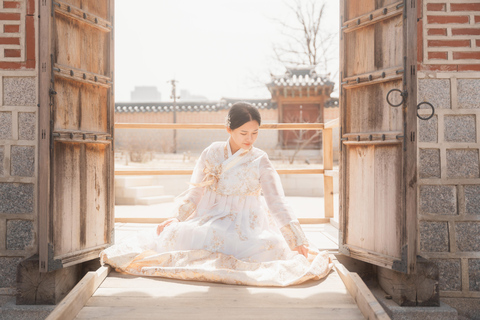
[386,89,408,107]
[417,102,435,121]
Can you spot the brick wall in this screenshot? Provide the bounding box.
[0,0,37,294]
[417,0,480,301]
[419,0,480,71]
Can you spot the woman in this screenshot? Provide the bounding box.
[101,102,333,286]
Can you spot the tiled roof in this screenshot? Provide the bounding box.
[268,67,334,88]
[115,99,277,113]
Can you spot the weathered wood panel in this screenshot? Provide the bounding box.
[54,14,109,76]
[39,0,114,271]
[340,0,417,273]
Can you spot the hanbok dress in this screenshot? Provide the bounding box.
[101,139,333,286]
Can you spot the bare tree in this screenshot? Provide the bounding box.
[273,0,337,76]
[283,113,322,164]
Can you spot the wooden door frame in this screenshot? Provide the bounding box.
[338,0,418,274]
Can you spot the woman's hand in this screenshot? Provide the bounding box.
[293,245,309,258]
[156,218,179,236]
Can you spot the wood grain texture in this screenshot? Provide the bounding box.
[334,262,391,320]
[340,0,416,272]
[47,266,110,320]
[40,0,114,271]
[70,270,365,320]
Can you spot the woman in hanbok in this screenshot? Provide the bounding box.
[101,102,333,286]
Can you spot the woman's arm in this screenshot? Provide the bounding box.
[259,154,309,251]
[174,147,208,221]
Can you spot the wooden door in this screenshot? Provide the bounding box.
[39,0,114,272]
[339,0,417,273]
[282,104,321,148]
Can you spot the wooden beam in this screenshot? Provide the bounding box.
[323,128,334,219]
[114,168,325,176]
[114,217,331,225]
[46,266,110,320]
[334,262,391,320]
[114,123,325,130]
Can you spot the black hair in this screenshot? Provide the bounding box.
[227,102,261,130]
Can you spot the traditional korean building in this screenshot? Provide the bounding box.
[267,66,337,148]
[114,69,339,154]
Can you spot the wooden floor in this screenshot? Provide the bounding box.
[74,269,365,320]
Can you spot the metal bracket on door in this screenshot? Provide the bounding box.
[386,89,408,107]
[417,102,435,121]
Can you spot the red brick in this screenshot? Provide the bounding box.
[26,59,35,69]
[451,3,480,11]
[417,19,424,64]
[426,3,446,11]
[419,64,458,71]
[0,61,22,69]
[0,13,20,20]
[428,28,447,36]
[4,25,19,33]
[475,16,480,24]
[427,15,469,24]
[3,1,20,9]
[452,28,480,36]
[476,40,480,47]
[25,16,35,60]
[453,51,480,60]
[27,0,35,15]
[4,49,20,57]
[428,52,448,59]
[0,37,20,45]
[458,64,480,71]
[417,0,422,19]
[428,40,471,47]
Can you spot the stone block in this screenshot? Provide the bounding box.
[3,77,36,106]
[464,185,480,215]
[0,111,13,139]
[0,183,34,214]
[0,257,23,287]
[469,259,480,291]
[442,297,480,320]
[0,146,4,176]
[18,112,36,140]
[455,222,480,251]
[418,115,438,143]
[419,185,457,215]
[446,149,479,179]
[432,259,461,291]
[418,79,451,109]
[458,79,480,109]
[419,149,441,179]
[444,115,476,143]
[7,220,34,250]
[419,221,449,252]
[11,146,35,177]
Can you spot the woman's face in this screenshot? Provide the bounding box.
[227,120,259,152]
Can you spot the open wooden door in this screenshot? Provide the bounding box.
[339,0,417,273]
[39,0,114,272]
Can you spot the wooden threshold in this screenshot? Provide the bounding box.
[114,217,331,225]
[46,266,110,320]
[334,261,391,320]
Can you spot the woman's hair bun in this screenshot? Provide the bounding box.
[227,102,261,130]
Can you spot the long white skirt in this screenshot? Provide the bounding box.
[101,190,333,287]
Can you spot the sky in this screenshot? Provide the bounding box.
[114,0,340,102]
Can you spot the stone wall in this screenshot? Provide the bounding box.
[417,0,480,301]
[0,0,38,295]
